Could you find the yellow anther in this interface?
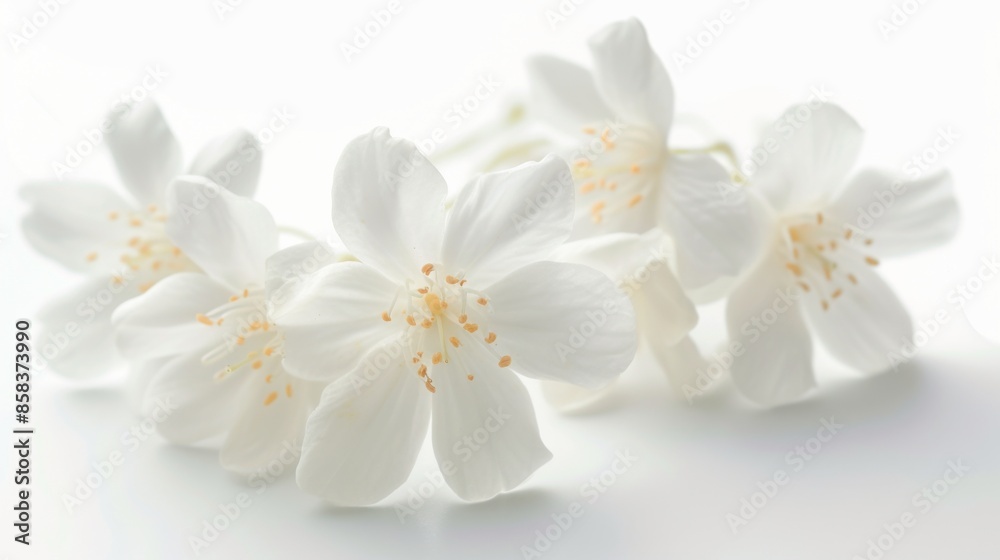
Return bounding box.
[580,182,596,194]
[449,337,461,348]
[196,313,214,326]
[129,218,143,227]
[582,127,596,135]
[406,316,417,326]
[252,360,262,370]
[242,288,249,298]
[422,263,435,275]
[463,323,479,333]
[821,300,830,311]
[484,332,496,344]
[108,211,119,220]
[627,194,643,208]
[432,352,442,365]
[424,293,444,315]
[831,289,843,300]
[467,374,475,381]
[477,297,488,306]
[285,384,293,397]
[263,347,274,356]
[798,282,811,292]
[458,314,467,324]
[236,336,245,345]
[417,287,429,294]
[847,273,858,285]
[425,379,436,393]
[418,364,427,378]
[816,212,824,225]
[446,275,460,284]
[865,256,880,266]
[785,263,804,276]
[264,392,278,406]
[265,375,272,383]
[86,252,98,262]
[630,164,641,174]
[498,355,512,368]
[421,319,433,329]
[382,311,392,322]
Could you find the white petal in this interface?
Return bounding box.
[647,335,706,394]
[485,261,637,389]
[144,349,245,444]
[186,129,262,198]
[105,100,182,205]
[525,55,612,132]
[37,275,131,378]
[431,335,552,502]
[220,373,322,474]
[165,176,278,290]
[296,345,431,505]
[112,273,232,362]
[749,103,863,212]
[441,155,574,285]
[588,18,674,136]
[827,170,959,257]
[269,262,399,382]
[803,257,913,374]
[264,241,341,309]
[20,182,135,272]
[556,231,697,345]
[540,379,617,413]
[726,254,816,406]
[658,154,766,289]
[332,128,447,282]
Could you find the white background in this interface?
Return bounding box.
[2,0,999,558]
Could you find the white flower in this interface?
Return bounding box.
[22,101,262,378]
[727,104,959,406]
[111,177,324,473]
[545,231,704,410]
[525,18,762,289]
[270,128,637,504]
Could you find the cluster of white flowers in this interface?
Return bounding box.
[22,18,958,505]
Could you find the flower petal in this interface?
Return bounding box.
[332,128,447,282]
[802,256,913,374]
[165,176,278,290]
[264,241,340,309]
[556,232,697,345]
[485,261,637,389]
[112,272,232,362]
[105,100,182,205]
[186,129,262,198]
[827,169,959,257]
[36,274,132,378]
[220,373,322,474]
[441,155,574,285]
[526,55,612,132]
[269,262,399,382]
[749,103,863,212]
[647,335,706,395]
[296,344,431,505]
[658,154,766,289]
[539,379,616,413]
[20,181,135,272]
[726,254,816,406]
[431,335,552,502]
[144,349,245,444]
[588,18,674,136]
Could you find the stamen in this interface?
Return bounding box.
[458,314,467,324]
[86,252,98,262]
[264,391,278,406]
[627,194,643,208]
[786,263,804,276]
[382,312,392,322]
[449,337,461,348]
[432,352,442,364]
[865,257,880,266]
[463,323,479,333]
[285,384,293,397]
[196,313,214,326]
[498,355,512,368]
[484,332,496,344]
[422,263,435,276]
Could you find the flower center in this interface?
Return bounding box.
[192,288,292,407]
[90,205,195,292]
[571,123,666,224]
[780,212,880,311]
[381,263,511,393]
